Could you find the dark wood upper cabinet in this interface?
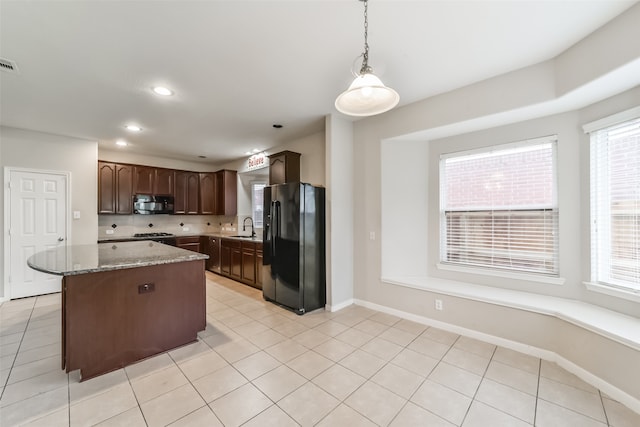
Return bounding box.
[98,161,132,214]
[154,168,174,196]
[133,166,154,194]
[174,171,200,215]
[199,173,216,215]
[269,150,300,185]
[214,170,237,216]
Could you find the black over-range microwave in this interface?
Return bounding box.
[133,195,174,214]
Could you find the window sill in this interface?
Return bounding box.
[436,262,565,285]
[584,281,640,303]
[382,275,640,351]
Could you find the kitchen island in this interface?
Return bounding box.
[27,241,208,381]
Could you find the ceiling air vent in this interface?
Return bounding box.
[0,58,19,73]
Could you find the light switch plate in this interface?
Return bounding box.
[73,210,81,219]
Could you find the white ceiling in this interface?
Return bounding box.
[0,0,636,164]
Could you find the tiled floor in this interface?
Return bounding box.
[1,272,639,426]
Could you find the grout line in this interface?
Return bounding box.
[533,357,541,426]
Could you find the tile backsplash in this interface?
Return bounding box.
[98,214,242,238]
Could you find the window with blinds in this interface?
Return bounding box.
[590,117,640,292]
[252,182,266,228]
[440,137,558,276]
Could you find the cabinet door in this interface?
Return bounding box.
[186,173,200,214]
[174,171,187,214]
[178,242,200,253]
[154,168,174,196]
[199,173,215,214]
[98,162,116,214]
[220,241,231,275]
[256,245,263,289]
[268,151,300,185]
[115,164,133,214]
[214,170,237,216]
[134,166,154,194]
[241,242,256,285]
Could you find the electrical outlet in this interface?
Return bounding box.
[369,231,375,240]
[435,299,443,311]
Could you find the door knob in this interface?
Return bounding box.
[58,237,64,242]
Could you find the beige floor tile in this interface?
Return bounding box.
[493,346,540,375]
[463,400,532,427]
[209,383,272,427]
[602,397,640,427]
[20,407,69,427]
[313,337,357,362]
[335,328,375,347]
[369,312,402,327]
[474,378,536,424]
[257,313,291,328]
[69,368,129,404]
[453,336,496,358]
[124,352,174,381]
[291,328,331,348]
[6,355,59,385]
[214,337,260,363]
[242,404,298,427]
[485,360,539,396]
[140,384,206,427]
[13,342,59,366]
[272,320,309,338]
[390,402,456,427]
[313,363,366,400]
[378,326,421,347]
[332,312,369,328]
[317,403,378,427]
[394,319,428,335]
[0,331,23,346]
[177,350,228,382]
[407,335,451,359]
[232,319,271,337]
[278,382,340,426]
[442,347,491,376]
[95,406,147,426]
[168,406,223,427]
[536,398,607,427]
[232,350,281,380]
[345,381,406,426]
[422,327,460,346]
[360,336,404,361]
[167,340,212,363]
[313,319,351,337]
[0,386,68,426]
[252,364,307,401]
[538,377,606,422]
[540,360,598,393]
[353,319,390,336]
[410,379,472,425]
[265,338,308,362]
[70,382,138,426]
[131,365,188,403]
[339,349,387,379]
[391,348,439,377]
[0,369,68,407]
[245,328,288,349]
[287,350,334,379]
[371,363,425,399]
[192,365,248,403]
[429,361,483,397]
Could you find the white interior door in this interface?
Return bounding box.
[8,170,67,299]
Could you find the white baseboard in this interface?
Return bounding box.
[353,298,640,415]
[326,298,354,312]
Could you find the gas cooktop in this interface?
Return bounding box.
[133,232,175,238]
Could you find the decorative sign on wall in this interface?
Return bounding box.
[247,152,268,171]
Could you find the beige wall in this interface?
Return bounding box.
[1,126,98,300]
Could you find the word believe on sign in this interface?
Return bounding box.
[247,152,267,171]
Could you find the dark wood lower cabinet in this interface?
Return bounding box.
[219,238,262,289]
[62,260,205,381]
[176,236,201,253]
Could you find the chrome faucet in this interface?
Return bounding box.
[243,217,256,238]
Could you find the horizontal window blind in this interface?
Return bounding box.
[590,117,640,291]
[440,138,558,276]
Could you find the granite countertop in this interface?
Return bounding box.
[98,233,261,243]
[27,241,208,276]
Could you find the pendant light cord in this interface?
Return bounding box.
[360,0,371,75]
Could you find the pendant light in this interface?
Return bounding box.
[335,0,399,117]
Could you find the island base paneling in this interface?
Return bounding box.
[62,260,205,381]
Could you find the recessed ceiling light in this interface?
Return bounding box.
[272,124,283,129]
[125,124,142,132]
[198,155,207,159]
[152,86,173,96]
[116,140,128,146]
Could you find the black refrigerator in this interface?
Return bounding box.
[262,182,326,314]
